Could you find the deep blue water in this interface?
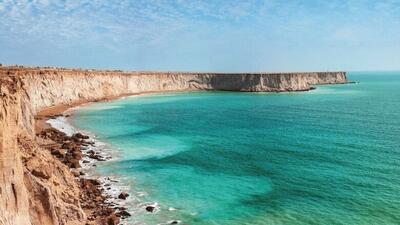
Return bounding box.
[72,72,400,225]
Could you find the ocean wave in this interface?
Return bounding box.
[47,117,76,136]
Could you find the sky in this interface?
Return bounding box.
[0,0,399,72]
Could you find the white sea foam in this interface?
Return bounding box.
[47,117,76,136]
[45,117,132,209]
[46,116,158,224]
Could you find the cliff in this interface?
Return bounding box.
[0,67,347,225]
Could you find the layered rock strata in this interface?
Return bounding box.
[0,67,347,225]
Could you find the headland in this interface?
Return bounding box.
[0,66,347,225]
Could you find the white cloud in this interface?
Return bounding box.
[0,0,399,71]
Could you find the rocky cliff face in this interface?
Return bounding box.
[12,69,346,114]
[0,67,347,225]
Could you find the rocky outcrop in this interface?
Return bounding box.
[0,67,347,225]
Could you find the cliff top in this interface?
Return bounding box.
[0,65,345,76]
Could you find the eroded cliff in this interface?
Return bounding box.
[0,67,347,225]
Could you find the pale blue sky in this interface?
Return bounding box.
[0,0,399,72]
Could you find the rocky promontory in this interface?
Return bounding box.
[0,66,347,225]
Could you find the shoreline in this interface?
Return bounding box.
[32,83,354,225]
[0,67,348,225]
[48,115,138,222]
[35,87,320,130]
[35,94,137,225]
[35,87,321,123]
[34,87,328,225]
[35,91,179,225]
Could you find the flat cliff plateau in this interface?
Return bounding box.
[0,67,347,225]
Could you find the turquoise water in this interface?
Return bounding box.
[72,72,400,225]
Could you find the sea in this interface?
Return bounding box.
[68,72,400,225]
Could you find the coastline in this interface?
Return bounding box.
[34,87,328,225]
[35,92,173,225]
[0,67,347,225]
[35,94,140,225]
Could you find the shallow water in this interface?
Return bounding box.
[71,72,400,225]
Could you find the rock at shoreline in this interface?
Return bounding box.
[118,192,129,200]
[73,132,90,139]
[88,152,105,161]
[68,159,81,168]
[107,215,120,225]
[145,205,156,213]
[71,170,80,177]
[72,150,83,160]
[116,210,131,218]
[61,141,76,150]
[51,148,66,158]
[34,126,123,225]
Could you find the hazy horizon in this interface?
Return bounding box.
[0,1,399,72]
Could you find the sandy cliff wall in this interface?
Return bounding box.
[0,73,85,225]
[12,69,346,115]
[0,68,347,225]
[0,76,32,225]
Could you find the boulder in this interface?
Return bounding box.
[106,215,120,225]
[87,179,101,186]
[51,148,66,158]
[145,205,155,213]
[88,154,104,161]
[73,132,90,139]
[62,142,75,150]
[68,159,80,168]
[116,210,131,218]
[118,192,129,200]
[72,151,83,160]
[87,150,95,155]
[71,170,80,177]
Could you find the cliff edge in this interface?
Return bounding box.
[0,67,347,225]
